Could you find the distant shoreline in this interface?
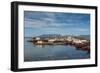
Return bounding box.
[28,40,90,52]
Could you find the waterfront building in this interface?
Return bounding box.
[37,40,43,44]
[36,37,40,40]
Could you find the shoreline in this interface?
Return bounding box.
[28,40,90,52]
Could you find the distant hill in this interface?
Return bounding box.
[36,34,62,38]
[77,35,90,40]
[31,34,90,40]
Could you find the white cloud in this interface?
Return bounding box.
[75,28,90,32]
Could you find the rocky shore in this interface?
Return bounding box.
[27,34,90,53]
[28,40,90,52]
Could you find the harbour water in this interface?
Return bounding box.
[24,37,90,62]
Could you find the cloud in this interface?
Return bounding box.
[24,11,90,37]
[24,11,90,29]
[75,28,90,32]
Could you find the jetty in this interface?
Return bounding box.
[28,36,90,51]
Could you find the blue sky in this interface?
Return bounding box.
[24,11,90,37]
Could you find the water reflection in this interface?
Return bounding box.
[34,44,44,48]
[33,43,90,53]
[24,38,90,62]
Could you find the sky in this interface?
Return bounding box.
[24,11,90,37]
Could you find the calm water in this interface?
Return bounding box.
[24,37,90,62]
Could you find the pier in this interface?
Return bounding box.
[28,36,90,52]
